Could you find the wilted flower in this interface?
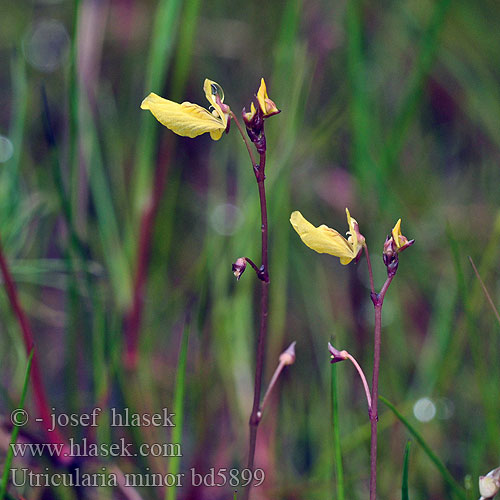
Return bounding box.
[232,257,247,280]
[328,342,348,363]
[141,79,229,140]
[480,467,500,499]
[290,209,364,265]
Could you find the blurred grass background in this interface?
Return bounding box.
[1,0,500,499]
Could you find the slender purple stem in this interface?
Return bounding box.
[231,112,270,500]
[369,273,394,500]
[247,151,270,473]
[364,245,376,296]
[230,111,257,168]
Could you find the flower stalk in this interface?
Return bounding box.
[259,342,296,418]
[290,210,412,499]
[141,78,281,500]
[365,222,412,500]
[231,80,280,498]
[367,267,394,500]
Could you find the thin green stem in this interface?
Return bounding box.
[468,256,500,327]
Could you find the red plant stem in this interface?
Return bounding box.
[242,257,261,278]
[229,111,257,168]
[0,236,70,461]
[369,274,393,500]
[230,112,270,500]
[124,139,172,371]
[364,245,375,296]
[243,151,270,500]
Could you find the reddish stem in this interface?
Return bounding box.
[124,138,172,371]
[0,236,70,463]
[243,153,270,500]
[364,245,376,296]
[231,113,270,500]
[369,274,394,500]
[344,352,372,412]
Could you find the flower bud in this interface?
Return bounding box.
[232,258,247,280]
[279,341,296,365]
[383,219,414,277]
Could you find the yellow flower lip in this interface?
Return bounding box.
[256,78,280,117]
[243,102,257,123]
[140,78,229,140]
[391,218,413,251]
[290,208,364,265]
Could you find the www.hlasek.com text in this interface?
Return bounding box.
[10,438,181,458]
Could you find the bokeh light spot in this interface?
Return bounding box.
[210,203,243,235]
[0,136,14,163]
[23,19,70,72]
[413,397,436,422]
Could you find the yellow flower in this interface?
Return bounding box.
[391,219,409,250]
[141,79,229,140]
[256,78,280,117]
[242,102,257,123]
[290,209,364,265]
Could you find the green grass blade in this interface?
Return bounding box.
[170,0,202,102]
[165,311,191,500]
[380,0,452,177]
[1,49,27,220]
[346,0,376,188]
[0,349,34,500]
[331,363,345,500]
[380,396,467,500]
[133,0,184,218]
[402,440,411,500]
[80,96,132,309]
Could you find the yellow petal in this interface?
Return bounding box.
[392,218,402,248]
[243,102,257,122]
[256,78,268,113]
[203,79,228,129]
[256,78,280,116]
[141,93,226,140]
[346,208,358,247]
[290,211,356,264]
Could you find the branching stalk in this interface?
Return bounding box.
[232,113,270,500]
